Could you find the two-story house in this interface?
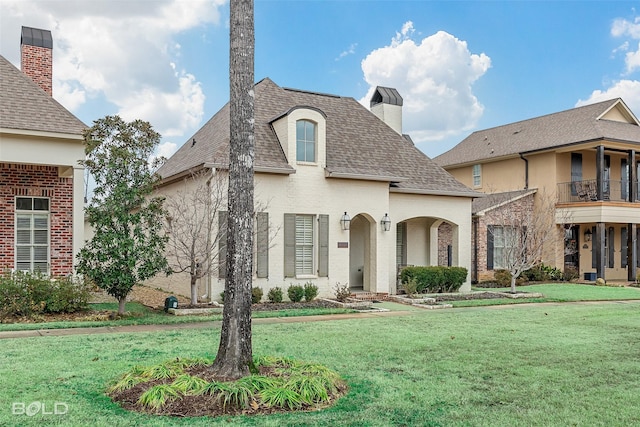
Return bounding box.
[435,99,640,283]
[152,78,480,300]
[0,27,86,276]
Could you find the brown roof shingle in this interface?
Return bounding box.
[434,99,640,168]
[159,78,478,197]
[0,55,86,136]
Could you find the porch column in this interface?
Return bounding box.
[596,145,605,201]
[595,222,606,280]
[630,150,637,203]
[629,223,638,281]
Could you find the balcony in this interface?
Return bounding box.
[557,179,640,204]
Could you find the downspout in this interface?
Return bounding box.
[519,153,529,190]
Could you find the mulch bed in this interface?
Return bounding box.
[110,363,347,418]
[433,292,507,302]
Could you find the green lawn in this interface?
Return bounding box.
[1,301,639,426]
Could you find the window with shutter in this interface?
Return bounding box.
[571,153,582,196]
[622,226,628,268]
[15,197,49,273]
[283,213,329,277]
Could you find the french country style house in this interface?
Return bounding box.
[0,27,86,275]
[435,99,640,283]
[152,78,480,300]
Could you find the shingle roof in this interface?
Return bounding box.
[472,189,536,215]
[0,55,86,136]
[434,99,640,168]
[159,78,478,197]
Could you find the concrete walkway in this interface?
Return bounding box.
[0,309,411,340]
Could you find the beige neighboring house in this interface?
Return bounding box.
[152,78,479,300]
[0,27,86,275]
[435,99,640,283]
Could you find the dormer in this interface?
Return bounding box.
[270,106,327,168]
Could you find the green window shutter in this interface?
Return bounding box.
[256,212,269,278]
[284,214,295,277]
[218,211,227,278]
[318,214,329,277]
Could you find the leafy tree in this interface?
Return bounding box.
[77,116,169,315]
[210,0,255,380]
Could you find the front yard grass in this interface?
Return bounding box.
[1,301,639,426]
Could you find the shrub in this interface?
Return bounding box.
[399,266,468,293]
[303,282,318,302]
[287,285,304,303]
[494,269,512,287]
[523,263,563,282]
[267,287,283,303]
[0,271,90,319]
[401,278,419,298]
[251,287,263,304]
[563,266,579,282]
[333,282,351,302]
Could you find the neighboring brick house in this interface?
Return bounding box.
[436,99,640,282]
[150,78,480,300]
[470,189,536,282]
[0,27,86,275]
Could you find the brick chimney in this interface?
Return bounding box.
[20,26,53,96]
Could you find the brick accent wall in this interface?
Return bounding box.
[20,44,52,96]
[438,222,453,266]
[0,163,74,275]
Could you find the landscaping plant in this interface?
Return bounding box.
[303,282,318,302]
[287,285,305,303]
[267,287,283,303]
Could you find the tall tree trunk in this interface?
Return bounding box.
[211,0,255,380]
[510,275,516,294]
[118,296,126,315]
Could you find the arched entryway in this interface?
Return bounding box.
[349,214,376,292]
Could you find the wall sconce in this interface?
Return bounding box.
[340,212,351,231]
[584,229,592,242]
[381,213,391,232]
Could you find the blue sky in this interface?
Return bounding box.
[1,0,639,159]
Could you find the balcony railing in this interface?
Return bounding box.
[557,180,640,204]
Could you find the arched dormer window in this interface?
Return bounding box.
[296,120,316,162]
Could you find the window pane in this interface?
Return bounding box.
[295,215,314,275]
[296,139,306,161]
[16,262,31,271]
[34,198,49,211]
[33,263,48,273]
[33,230,48,245]
[16,246,31,261]
[306,142,315,162]
[16,230,31,245]
[16,198,32,210]
[16,216,31,229]
[33,246,48,261]
[33,215,48,229]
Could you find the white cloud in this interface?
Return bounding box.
[580,15,640,114]
[576,80,640,115]
[156,141,178,159]
[0,0,226,138]
[359,22,491,145]
[336,43,357,61]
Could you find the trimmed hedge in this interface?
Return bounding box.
[399,266,468,293]
[0,271,91,319]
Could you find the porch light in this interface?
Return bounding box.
[584,229,592,242]
[381,213,391,232]
[340,212,351,231]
